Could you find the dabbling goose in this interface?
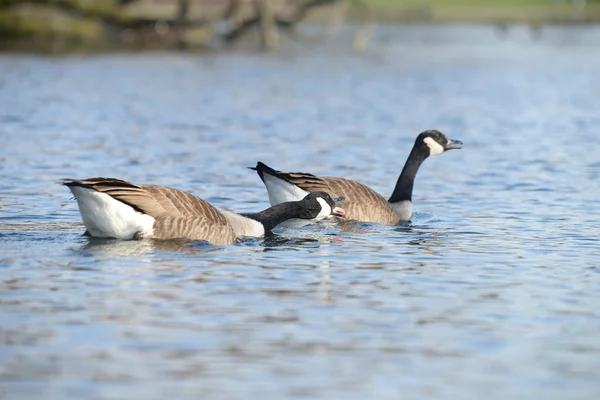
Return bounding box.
[62,178,345,245]
[251,130,462,226]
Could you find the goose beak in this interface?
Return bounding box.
[332,207,345,217]
[332,196,345,217]
[445,138,463,150]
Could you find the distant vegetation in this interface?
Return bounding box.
[1,0,599,52]
[365,0,600,23]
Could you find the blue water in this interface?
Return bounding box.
[1,24,600,399]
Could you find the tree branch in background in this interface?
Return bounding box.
[223,0,242,21]
[288,0,338,24]
[0,0,373,51]
[222,0,339,43]
[175,0,190,49]
[1,0,208,30]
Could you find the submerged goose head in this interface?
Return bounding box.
[416,130,463,156]
[240,191,346,232]
[298,192,346,221]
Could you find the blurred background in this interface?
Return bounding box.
[1,0,599,52]
[2,1,600,400]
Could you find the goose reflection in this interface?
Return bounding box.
[258,222,346,251]
[78,237,223,258]
[77,229,337,258]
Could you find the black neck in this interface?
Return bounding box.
[242,201,304,232]
[388,146,429,203]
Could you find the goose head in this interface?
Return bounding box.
[416,130,463,156]
[298,192,346,221]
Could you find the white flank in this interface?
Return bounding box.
[69,186,155,239]
[315,198,332,221]
[423,137,445,156]
[263,174,309,206]
[221,211,265,238]
[391,200,412,221]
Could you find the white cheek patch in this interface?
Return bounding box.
[315,197,332,220]
[423,136,445,156]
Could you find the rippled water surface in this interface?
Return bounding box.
[1,25,600,399]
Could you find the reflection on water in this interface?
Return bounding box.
[79,237,217,257]
[2,24,600,400]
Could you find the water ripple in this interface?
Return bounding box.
[1,24,600,400]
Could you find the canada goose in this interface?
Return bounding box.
[62,178,345,245]
[251,130,462,226]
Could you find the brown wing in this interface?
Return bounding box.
[151,215,237,244]
[317,177,400,225]
[275,172,331,193]
[62,177,224,219]
[137,184,228,222]
[252,162,332,193]
[62,177,236,242]
[251,163,400,225]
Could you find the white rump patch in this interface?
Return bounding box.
[423,137,445,156]
[315,198,332,221]
[263,174,309,206]
[391,200,412,221]
[69,186,154,239]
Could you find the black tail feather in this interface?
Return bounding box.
[60,179,89,188]
[249,161,288,184]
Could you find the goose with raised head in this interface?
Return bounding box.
[251,130,462,226]
[62,178,345,245]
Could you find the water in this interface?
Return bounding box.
[1,24,600,399]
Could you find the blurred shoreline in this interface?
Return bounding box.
[1,0,599,53]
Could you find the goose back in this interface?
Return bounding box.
[260,171,400,225]
[253,130,463,226]
[319,177,400,225]
[63,178,238,244]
